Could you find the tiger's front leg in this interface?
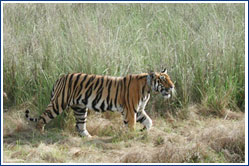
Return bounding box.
[123,109,136,131]
[136,94,152,131]
[136,111,153,131]
[128,114,136,131]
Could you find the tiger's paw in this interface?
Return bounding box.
[78,130,92,138]
[36,122,45,134]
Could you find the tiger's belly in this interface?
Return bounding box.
[85,98,123,113]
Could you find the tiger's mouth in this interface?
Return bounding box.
[161,88,174,99]
[162,91,171,99]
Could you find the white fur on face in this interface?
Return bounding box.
[163,94,171,100]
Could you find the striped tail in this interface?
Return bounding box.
[25,110,38,122]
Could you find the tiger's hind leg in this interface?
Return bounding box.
[71,106,91,137]
[37,102,64,133]
[26,101,64,134]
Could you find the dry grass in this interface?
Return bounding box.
[2,106,245,163]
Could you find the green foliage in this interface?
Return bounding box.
[154,135,165,146]
[3,4,245,121]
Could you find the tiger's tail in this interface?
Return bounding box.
[25,110,38,122]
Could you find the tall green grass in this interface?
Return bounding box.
[3,4,245,119]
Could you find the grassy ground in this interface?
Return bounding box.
[3,105,245,163]
[2,3,246,163]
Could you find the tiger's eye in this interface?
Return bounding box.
[160,76,165,81]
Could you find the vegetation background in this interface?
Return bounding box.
[3,3,246,163]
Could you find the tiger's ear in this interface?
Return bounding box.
[161,68,167,74]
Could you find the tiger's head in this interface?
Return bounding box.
[147,69,175,99]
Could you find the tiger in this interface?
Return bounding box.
[25,69,175,137]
